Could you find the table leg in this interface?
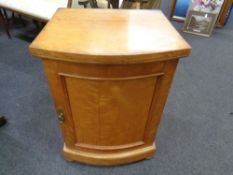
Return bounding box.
[0,9,11,38]
[0,116,7,127]
[110,0,119,8]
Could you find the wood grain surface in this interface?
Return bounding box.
[29,9,191,64]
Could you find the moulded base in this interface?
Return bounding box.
[63,143,156,166]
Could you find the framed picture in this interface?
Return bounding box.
[184,0,225,37]
[184,10,217,37]
[170,0,191,21]
[189,0,225,13]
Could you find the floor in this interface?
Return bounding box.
[0,1,233,175]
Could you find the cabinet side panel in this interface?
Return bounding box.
[144,59,179,143]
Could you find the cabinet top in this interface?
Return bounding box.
[29,9,191,64]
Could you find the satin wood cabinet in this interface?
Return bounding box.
[30,9,191,166]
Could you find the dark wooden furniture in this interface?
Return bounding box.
[0,8,10,38]
[0,116,7,127]
[0,0,73,22]
[0,0,73,37]
[121,0,160,9]
[30,9,191,166]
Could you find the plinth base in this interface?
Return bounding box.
[63,143,156,166]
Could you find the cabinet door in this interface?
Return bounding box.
[43,60,177,151]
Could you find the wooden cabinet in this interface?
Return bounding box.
[29,9,191,166]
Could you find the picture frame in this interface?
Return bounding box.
[170,0,190,21]
[183,10,217,37]
[184,0,225,37]
[217,0,233,26]
[188,0,225,13]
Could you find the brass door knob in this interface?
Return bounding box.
[57,109,65,123]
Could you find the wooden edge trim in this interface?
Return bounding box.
[75,141,144,151]
[58,72,164,81]
[29,47,192,64]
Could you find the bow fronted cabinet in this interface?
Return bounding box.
[29,9,191,166]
